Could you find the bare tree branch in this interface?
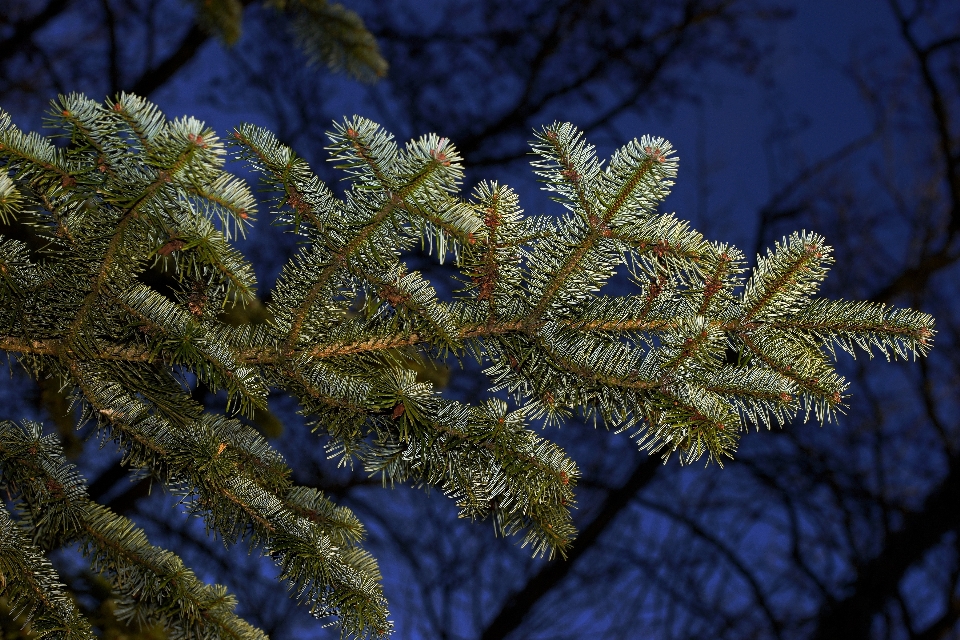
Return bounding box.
[480,456,661,640]
[812,455,960,639]
[0,0,72,64]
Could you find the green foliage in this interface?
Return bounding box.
[187,0,388,81]
[0,505,93,640]
[0,94,934,638]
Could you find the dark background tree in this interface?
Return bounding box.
[1,0,958,638]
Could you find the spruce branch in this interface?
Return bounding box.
[0,421,267,640]
[0,505,94,640]
[267,0,388,81]
[59,361,391,635]
[182,0,387,81]
[0,94,937,637]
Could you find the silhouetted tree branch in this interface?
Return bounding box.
[481,457,661,640]
[0,0,71,63]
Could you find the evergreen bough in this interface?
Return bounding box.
[0,93,934,638]
[189,0,387,81]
